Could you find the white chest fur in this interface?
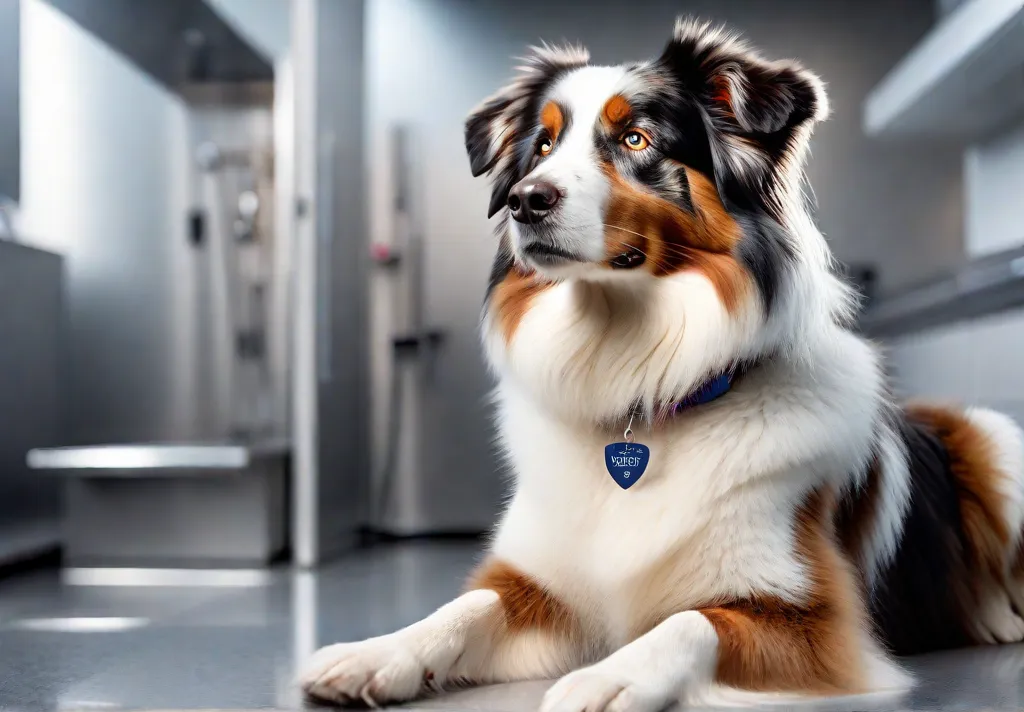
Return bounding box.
[491,379,826,644]
[484,277,888,646]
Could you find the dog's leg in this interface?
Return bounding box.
[540,610,717,712]
[301,562,582,707]
[299,590,495,706]
[540,601,907,712]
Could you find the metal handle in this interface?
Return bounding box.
[316,132,336,384]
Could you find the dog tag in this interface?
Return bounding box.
[604,442,650,490]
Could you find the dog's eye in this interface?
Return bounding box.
[622,131,649,151]
[538,138,553,156]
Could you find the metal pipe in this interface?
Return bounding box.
[0,195,16,242]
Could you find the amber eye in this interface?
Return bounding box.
[623,130,649,151]
[538,138,553,156]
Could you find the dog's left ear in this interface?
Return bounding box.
[660,18,828,136]
[465,44,589,218]
[658,18,828,210]
[710,56,826,136]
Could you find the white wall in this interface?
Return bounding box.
[887,308,1024,422]
[20,0,193,443]
[888,80,1024,408]
[965,122,1024,258]
[203,0,290,62]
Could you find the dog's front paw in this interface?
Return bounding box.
[300,636,428,707]
[540,666,671,712]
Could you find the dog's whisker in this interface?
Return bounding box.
[604,224,650,242]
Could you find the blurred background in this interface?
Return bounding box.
[1,0,1023,709]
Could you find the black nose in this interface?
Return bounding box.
[508,181,561,223]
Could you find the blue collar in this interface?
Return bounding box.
[623,366,743,430]
[667,370,734,416]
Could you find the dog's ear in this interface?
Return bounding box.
[465,43,589,218]
[657,18,828,211]
[710,58,825,136]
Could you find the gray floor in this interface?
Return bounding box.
[1,542,1023,711]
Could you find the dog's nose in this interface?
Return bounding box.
[508,181,561,223]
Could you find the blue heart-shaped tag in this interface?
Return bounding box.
[604,442,650,490]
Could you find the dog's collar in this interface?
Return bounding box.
[607,364,747,489]
[669,371,734,412]
[613,361,755,432]
[648,366,744,425]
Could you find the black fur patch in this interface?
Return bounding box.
[862,412,975,656]
[621,90,793,314]
[733,213,794,315]
[465,93,516,178]
[485,231,515,303]
[672,164,694,215]
[623,39,812,315]
[464,50,588,219]
[651,24,822,228]
[593,127,618,166]
[629,93,716,177]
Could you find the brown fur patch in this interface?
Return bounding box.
[712,74,735,118]
[490,265,551,344]
[905,404,1010,576]
[466,558,576,635]
[602,166,747,312]
[683,251,748,314]
[602,94,632,131]
[700,489,868,693]
[683,168,743,251]
[540,101,565,143]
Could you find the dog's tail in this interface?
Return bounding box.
[962,408,1024,625]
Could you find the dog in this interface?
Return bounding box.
[301,18,1024,711]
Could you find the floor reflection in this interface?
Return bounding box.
[1,542,1023,711]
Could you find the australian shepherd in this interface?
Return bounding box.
[302,18,1024,711]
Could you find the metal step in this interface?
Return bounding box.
[28,441,291,567]
[27,440,289,477]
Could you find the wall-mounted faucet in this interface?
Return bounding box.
[235,189,260,242]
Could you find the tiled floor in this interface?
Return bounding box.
[1,541,1024,711]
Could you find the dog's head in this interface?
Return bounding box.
[469,19,855,419]
[467,18,833,315]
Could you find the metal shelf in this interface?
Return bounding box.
[860,245,1024,337]
[864,0,1024,141]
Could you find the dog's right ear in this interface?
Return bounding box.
[465,44,589,218]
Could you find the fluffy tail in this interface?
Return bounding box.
[960,407,1024,642]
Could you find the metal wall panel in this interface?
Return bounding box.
[0,0,19,201]
[291,0,369,565]
[0,242,63,558]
